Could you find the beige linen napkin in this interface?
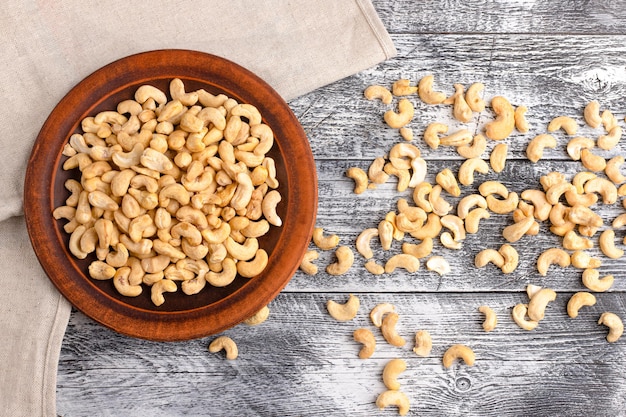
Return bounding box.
[0,0,395,415]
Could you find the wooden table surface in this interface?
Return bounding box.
[56,1,626,415]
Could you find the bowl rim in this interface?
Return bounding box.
[23,49,317,341]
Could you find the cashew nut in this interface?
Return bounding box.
[458,157,489,186]
[580,148,606,172]
[381,312,406,347]
[378,219,394,251]
[237,249,268,278]
[502,215,535,243]
[436,168,461,196]
[566,136,595,161]
[384,254,420,274]
[384,98,414,129]
[457,134,487,159]
[299,250,319,275]
[562,230,593,251]
[570,250,601,269]
[567,292,596,318]
[392,79,418,96]
[426,256,451,276]
[598,125,622,150]
[261,190,282,227]
[527,288,557,321]
[478,305,497,332]
[514,105,529,133]
[356,228,378,259]
[88,261,116,280]
[326,246,354,275]
[479,180,509,198]
[442,344,475,368]
[451,83,473,122]
[475,249,505,269]
[599,229,624,259]
[598,312,623,343]
[486,192,519,214]
[584,177,618,205]
[536,248,570,276]
[346,167,368,194]
[370,303,396,327]
[376,390,410,416]
[401,237,433,259]
[548,116,578,135]
[584,100,602,128]
[413,330,432,356]
[490,143,508,173]
[439,129,473,147]
[605,156,626,184]
[499,244,519,274]
[582,268,614,292]
[326,294,360,321]
[383,358,407,390]
[206,257,238,287]
[418,74,446,105]
[368,157,390,184]
[464,208,490,234]
[485,96,515,140]
[353,328,376,359]
[242,305,270,326]
[465,82,485,112]
[364,260,385,275]
[312,227,340,250]
[423,122,447,149]
[113,267,143,297]
[364,85,393,104]
[526,134,556,163]
[208,335,238,360]
[512,303,539,331]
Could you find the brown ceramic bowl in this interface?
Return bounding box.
[23,50,317,341]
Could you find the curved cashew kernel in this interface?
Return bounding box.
[312,227,340,250]
[381,312,406,347]
[499,244,519,274]
[299,250,319,275]
[385,254,420,274]
[368,157,390,184]
[378,219,394,251]
[545,182,577,206]
[536,248,571,276]
[486,192,519,214]
[602,109,618,131]
[389,142,421,170]
[326,294,360,321]
[567,292,596,318]
[370,303,396,327]
[464,208,490,234]
[527,288,557,321]
[356,228,379,259]
[512,303,539,331]
[584,100,602,128]
[384,98,414,129]
[423,122,447,149]
[475,249,505,269]
[526,134,556,163]
[243,305,270,326]
[418,74,446,105]
[563,230,593,251]
[567,204,603,228]
[465,82,485,112]
[582,268,614,292]
[237,249,268,278]
[457,134,487,159]
[599,229,624,259]
[580,148,606,172]
[364,85,393,104]
[598,125,622,150]
[458,157,489,186]
[224,237,259,261]
[490,143,508,173]
[262,190,282,227]
[412,330,432,357]
[412,182,433,212]
[113,267,143,297]
[605,156,626,184]
[353,328,376,359]
[106,243,129,268]
[206,257,238,287]
[346,167,368,194]
[441,215,465,241]
[409,213,442,241]
[429,185,452,217]
[376,390,410,416]
[439,129,473,147]
[442,344,475,368]
[365,260,385,275]
[440,232,462,250]
[401,238,433,260]
[384,163,410,192]
[520,189,552,221]
[426,256,451,276]
[539,171,567,192]
[326,246,354,275]
[150,278,177,306]
[479,180,508,198]
[135,85,167,105]
[383,358,407,391]
[485,96,515,140]
[435,168,460,196]
[479,305,497,332]
[514,105,529,133]
[613,213,626,229]
[451,84,473,122]
[566,136,595,161]
[209,335,238,360]
[584,177,618,204]
[399,127,413,141]
[457,194,487,219]
[88,261,116,280]
[408,157,427,188]
[392,79,418,96]
[548,116,578,135]
[598,312,624,343]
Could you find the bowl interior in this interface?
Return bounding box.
[25,50,317,340]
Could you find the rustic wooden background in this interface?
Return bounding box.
[56,1,626,415]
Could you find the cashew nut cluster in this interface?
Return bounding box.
[54,79,283,306]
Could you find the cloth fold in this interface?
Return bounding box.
[0,0,395,415]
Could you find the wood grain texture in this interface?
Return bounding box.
[57,1,626,416]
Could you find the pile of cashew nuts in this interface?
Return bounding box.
[53,79,283,306]
[308,75,626,414]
